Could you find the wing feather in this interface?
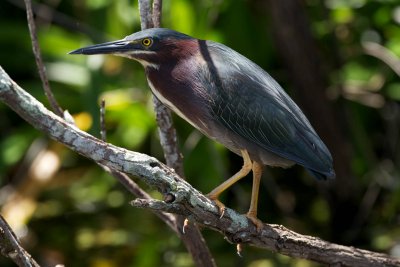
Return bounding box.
[204,41,334,178]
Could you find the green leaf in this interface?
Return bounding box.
[386,83,400,100]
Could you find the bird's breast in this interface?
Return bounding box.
[145,63,214,135]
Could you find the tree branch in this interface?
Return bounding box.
[0,215,40,267]
[1,66,399,267]
[138,0,184,177]
[362,41,400,78]
[8,0,107,42]
[137,1,215,267]
[24,0,63,117]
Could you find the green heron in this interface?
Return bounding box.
[70,28,335,229]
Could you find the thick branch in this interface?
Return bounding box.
[100,165,177,230]
[1,67,399,266]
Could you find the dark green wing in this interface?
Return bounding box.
[206,41,334,178]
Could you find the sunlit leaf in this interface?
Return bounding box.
[331,7,354,24]
[85,0,112,9]
[170,0,195,34]
[341,61,375,82]
[310,198,330,223]
[386,83,400,100]
[47,62,90,87]
[39,27,87,59]
[0,132,32,165]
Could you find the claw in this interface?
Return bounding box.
[236,243,243,257]
[207,196,226,218]
[182,218,189,234]
[246,212,264,232]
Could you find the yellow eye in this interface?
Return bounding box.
[142,38,153,47]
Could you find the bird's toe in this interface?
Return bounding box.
[207,195,226,218]
[246,212,264,232]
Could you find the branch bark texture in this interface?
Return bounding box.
[0,215,40,267]
[1,66,399,267]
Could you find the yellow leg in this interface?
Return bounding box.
[246,161,264,231]
[207,149,252,216]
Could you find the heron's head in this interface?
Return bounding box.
[69,28,198,69]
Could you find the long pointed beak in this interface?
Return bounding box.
[69,39,134,55]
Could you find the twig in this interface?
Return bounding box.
[139,1,184,176]
[0,215,40,267]
[1,66,399,267]
[362,41,400,78]
[152,100,185,176]
[152,0,183,174]
[138,0,153,29]
[140,0,184,177]
[8,0,107,42]
[99,99,107,142]
[148,0,185,175]
[152,0,162,28]
[24,0,63,117]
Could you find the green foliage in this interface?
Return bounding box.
[1,0,399,266]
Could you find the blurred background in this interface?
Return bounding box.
[0,0,399,266]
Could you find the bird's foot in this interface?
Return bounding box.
[206,195,226,218]
[246,212,264,232]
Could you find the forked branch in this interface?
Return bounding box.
[1,67,399,267]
